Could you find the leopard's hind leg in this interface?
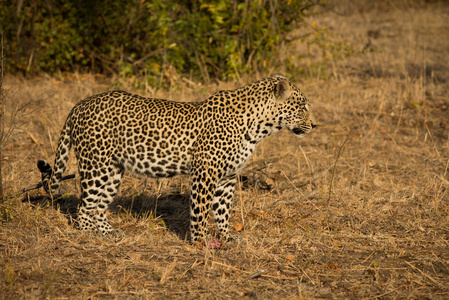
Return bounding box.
[77,159,124,237]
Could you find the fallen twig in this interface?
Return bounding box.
[271,191,317,206]
[211,261,297,281]
[323,137,349,228]
[404,261,444,288]
[22,174,76,193]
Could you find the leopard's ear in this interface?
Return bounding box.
[272,73,287,80]
[273,80,291,103]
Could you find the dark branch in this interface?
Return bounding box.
[22,174,76,193]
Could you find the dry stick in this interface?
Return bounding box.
[0,32,4,203]
[22,174,76,193]
[363,285,406,300]
[211,261,297,281]
[323,138,349,229]
[404,261,444,288]
[160,257,178,285]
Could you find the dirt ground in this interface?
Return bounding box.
[1,1,449,299]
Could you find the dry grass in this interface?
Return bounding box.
[1,1,449,299]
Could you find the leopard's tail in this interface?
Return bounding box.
[37,114,73,195]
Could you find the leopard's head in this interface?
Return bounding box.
[269,73,317,138]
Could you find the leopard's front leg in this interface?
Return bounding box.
[189,169,217,243]
[211,175,238,242]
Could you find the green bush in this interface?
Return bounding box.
[1,0,320,82]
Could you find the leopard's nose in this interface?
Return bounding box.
[311,123,318,129]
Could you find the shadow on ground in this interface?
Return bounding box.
[22,192,191,240]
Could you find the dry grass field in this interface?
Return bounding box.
[1,1,449,299]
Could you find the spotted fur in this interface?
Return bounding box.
[38,74,316,242]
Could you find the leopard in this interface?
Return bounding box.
[37,73,316,243]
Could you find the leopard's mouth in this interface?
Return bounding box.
[290,123,317,137]
[292,127,306,135]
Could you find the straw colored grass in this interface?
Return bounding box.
[1,1,449,298]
